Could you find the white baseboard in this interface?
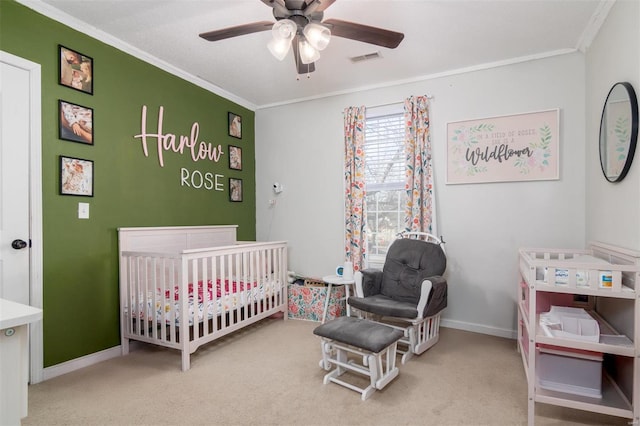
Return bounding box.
[441,318,517,340]
[43,345,122,381]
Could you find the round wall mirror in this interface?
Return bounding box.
[599,82,639,182]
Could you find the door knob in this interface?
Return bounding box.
[11,239,28,249]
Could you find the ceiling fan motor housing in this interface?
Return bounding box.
[272,5,323,31]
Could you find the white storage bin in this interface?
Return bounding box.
[539,306,600,343]
[537,346,602,398]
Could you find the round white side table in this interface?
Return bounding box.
[321,274,355,323]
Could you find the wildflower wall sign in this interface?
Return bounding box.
[446,109,559,184]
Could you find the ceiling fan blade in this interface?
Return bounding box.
[307,0,336,12]
[260,0,286,6]
[323,18,404,49]
[199,21,274,42]
[292,35,316,74]
[304,0,336,13]
[296,60,316,74]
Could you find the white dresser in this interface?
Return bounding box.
[0,298,42,426]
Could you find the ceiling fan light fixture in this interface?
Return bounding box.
[272,19,297,41]
[303,23,331,51]
[268,19,296,61]
[298,38,320,64]
[267,37,292,61]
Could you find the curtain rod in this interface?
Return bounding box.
[342,95,434,115]
[367,94,434,109]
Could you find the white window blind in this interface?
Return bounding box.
[364,110,405,263]
[364,113,405,191]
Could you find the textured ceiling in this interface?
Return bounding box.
[26,0,608,109]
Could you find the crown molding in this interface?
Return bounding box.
[575,0,616,53]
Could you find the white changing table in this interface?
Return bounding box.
[0,298,42,426]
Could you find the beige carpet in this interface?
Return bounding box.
[24,318,628,426]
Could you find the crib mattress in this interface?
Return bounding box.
[128,278,279,326]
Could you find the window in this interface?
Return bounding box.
[364,107,405,266]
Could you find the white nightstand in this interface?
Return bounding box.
[321,274,355,323]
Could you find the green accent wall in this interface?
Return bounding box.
[1,1,256,366]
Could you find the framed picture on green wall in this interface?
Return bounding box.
[229,178,242,202]
[59,45,93,95]
[60,156,94,197]
[229,145,242,170]
[59,100,93,145]
[228,112,242,139]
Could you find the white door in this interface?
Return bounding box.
[1,60,31,304]
[0,51,43,383]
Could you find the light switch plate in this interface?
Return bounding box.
[78,202,89,219]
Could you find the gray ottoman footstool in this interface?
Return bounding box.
[313,316,403,400]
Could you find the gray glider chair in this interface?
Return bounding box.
[348,232,447,364]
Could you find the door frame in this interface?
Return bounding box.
[1,51,44,384]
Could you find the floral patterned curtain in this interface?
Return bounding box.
[404,95,435,233]
[343,106,367,271]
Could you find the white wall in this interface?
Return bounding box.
[256,52,587,337]
[585,0,640,250]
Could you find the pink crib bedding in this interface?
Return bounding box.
[129,277,277,326]
[165,279,257,302]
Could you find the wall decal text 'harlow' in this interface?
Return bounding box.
[134,105,224,167]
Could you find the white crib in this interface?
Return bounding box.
[118,225,288,371]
